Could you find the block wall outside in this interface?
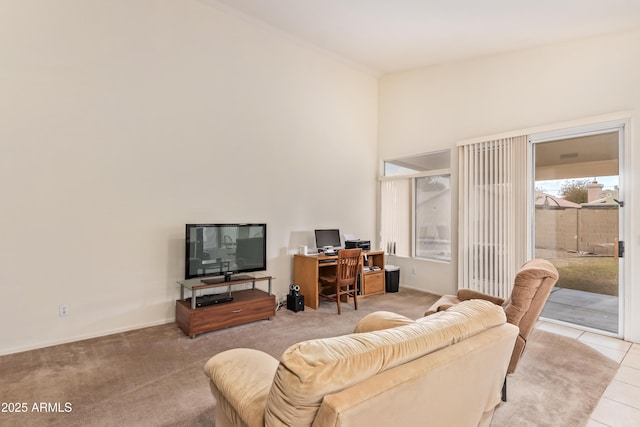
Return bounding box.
[534,206,618,255]
[535,208,579,252]
[578,207,619,255]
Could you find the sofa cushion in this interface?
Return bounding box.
[353,310,415,333]
[264,299,506,426]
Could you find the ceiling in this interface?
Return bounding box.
[535,132,620,181]
[536,133,619,169]
[202,0,640,75]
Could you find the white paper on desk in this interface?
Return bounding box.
[344,233,357,241]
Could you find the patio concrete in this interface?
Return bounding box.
[541,287,619,334]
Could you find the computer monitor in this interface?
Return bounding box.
[315,229,341,249]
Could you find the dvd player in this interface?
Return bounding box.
[187,294,234,307]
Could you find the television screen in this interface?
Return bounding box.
[315,229,341,249]
[185,223,267,280]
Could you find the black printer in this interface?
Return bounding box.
[345,240,371,251]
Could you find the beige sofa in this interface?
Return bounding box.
[204,300,518,427]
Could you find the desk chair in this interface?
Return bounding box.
[318,248,362,314]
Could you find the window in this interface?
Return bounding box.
[381,150,451,262]
[415,175,451,261]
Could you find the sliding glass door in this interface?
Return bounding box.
[531,124,624,335]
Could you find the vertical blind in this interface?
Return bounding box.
[458,135,529,298]
[380,180,399,255]
[380,179,410,256]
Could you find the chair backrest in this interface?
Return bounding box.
[336,248,362,286]
[504,258,559,373]
[504,259,559,338]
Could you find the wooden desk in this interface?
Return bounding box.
[293,250,385,309]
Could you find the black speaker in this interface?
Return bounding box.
[287,294,304,312]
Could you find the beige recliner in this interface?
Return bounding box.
[425,259,559,377]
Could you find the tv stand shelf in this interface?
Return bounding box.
[175,274,275,338]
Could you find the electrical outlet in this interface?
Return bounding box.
[412,266,417,275]
[59,304,69,317]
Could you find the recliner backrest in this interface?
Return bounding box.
[503,259,559,343]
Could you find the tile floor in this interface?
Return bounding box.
[534,321,640,426]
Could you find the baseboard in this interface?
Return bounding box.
[397,284,440,296]
[0,317,176,356]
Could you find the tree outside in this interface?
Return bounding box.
[559,179,589,204]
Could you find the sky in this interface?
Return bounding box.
[535,175,619,197]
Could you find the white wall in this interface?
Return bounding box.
[378,30,640,342]
[0,0,378,354]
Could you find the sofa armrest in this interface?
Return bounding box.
[354,311,415,333]
[457,289,505,306]
[204,348,279,427]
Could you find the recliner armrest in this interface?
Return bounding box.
[204,348,279,427]
[457,289,505,306]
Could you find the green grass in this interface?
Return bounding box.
[547,257,619,296]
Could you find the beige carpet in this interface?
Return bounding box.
[0,288,618,427]
[492,328,618,427]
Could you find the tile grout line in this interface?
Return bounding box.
[599,394,640,413]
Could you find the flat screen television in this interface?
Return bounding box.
[185,223,267,281]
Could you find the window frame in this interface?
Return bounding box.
[381,150,451,262]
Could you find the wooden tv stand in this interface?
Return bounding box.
[175,274,275,338]
[293,250,385,309]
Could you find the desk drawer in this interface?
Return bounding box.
[363,271,385,295]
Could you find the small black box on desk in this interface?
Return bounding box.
[287,294,304,312]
